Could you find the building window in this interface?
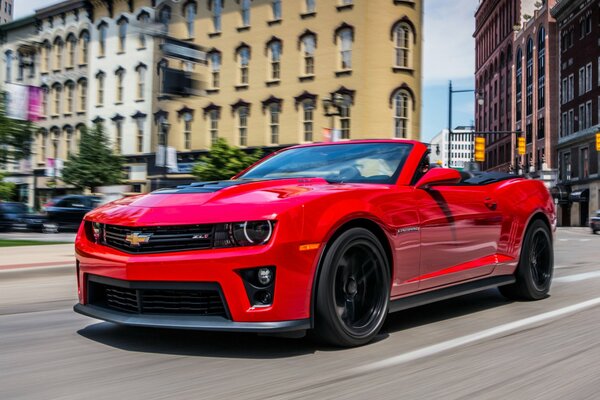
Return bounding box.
[96,72,105,106]
[579,67,585,96]
[159,6,171,33]
[40,131,48,163]
[78,80,87,112]
[585,100,592,129]
[580,147,589,179]
[182,112,192,150]
[4,50,12,82]
[67,34,76,68]
[339,95,352,139]
[272,0,282,20]
[525,38,533,116]
[115,69,125,103]
[137,12,149,48]
[135,117,144,153]
[538,27,545,109]
[537,117,545,139]
[268,40,282,81]
[114,120,123,154]
[209,110,219,144]
[393,90,410,138]
[65,128,74,156]
[301,34,316,75]
[394,23,411,68]
[302,100,314,142]
[41,86,49,116]
[585,63,592,93]
[213,0,222,32]
[79,31,89,65]
[563,152,571,180]
[54,38,63,70]
[42,42,50,73]
[98,22,107,57]
[238,107,248,146]
[53,85,61,115]
[66,82,75,114]
[136,65,146,99]
[338,28,353,70]
[515,47,522,121]
[237,46,250,85]
[209,51,221,89]
[306,0,316,13]
[15,52,22,80]
[268,104,280,144]
[185,1,196,38]
[118,18,128,52]
[241,0,250,27]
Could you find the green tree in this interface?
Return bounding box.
[0,92,34,165]
[0,172,15,200]
[62,124,125,192]
[192,138,262,181]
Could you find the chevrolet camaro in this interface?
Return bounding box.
[74,140,555,347]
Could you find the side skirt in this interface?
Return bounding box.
[389,275,515,314]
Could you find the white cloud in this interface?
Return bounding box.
[423,0,478,84]
[13,0,60,20]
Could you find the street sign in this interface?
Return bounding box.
[474,137,485,162]
[518,137,526,155]
[596,132,600,151]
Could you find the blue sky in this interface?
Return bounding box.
[16,0,478,143]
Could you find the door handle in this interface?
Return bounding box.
[484,197,497,210]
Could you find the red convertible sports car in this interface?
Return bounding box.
[74,140,555,347]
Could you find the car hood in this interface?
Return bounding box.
[85,178,390,226]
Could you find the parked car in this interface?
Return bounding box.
[591,210,600,234]
[0,202,28,231]
[74,140,556,347]
[43,195,103,232]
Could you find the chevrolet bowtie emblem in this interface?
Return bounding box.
[125,232,153,246]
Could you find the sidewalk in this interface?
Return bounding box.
[0,244,75,271]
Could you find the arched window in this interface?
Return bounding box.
[212,0,223,32]
[339,95,352,139]
[137,11,150,48]
[115,68,125,103]
[117,17,128,52]
[4,50,12,82]
[39,130,48,163]
[237,106,249,146]
[65,81,75,114]
[136,64,146,100]
[393,90,411,138]
[538,26,546,109]
[209,109,219,144]
[41,85,49,116]
[237,45,250,85]
[65,126,74,156]
[79,31,89,65]
[268,103,280,144]
[96,71,105,106]
[159,6,171,33]
[394,23,412,68]
[182,111,193,150]
[526,37,533,116]
[98,22,108,56]
[52,84,62,115]
[241,0,251,27]
[41,41,51,72]
[302,100,315,142]
[113,117,123,153]
[209,51,221,89]
[184,2,196,38]
[301,33,316,75]
[337,27,353,70]
[66,34,77,67]
[53,37,63,70]
[268,39,282,81]
[78,79,87,112]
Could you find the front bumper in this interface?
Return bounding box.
[73,303,310,332]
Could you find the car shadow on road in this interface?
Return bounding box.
[77,288,512,359]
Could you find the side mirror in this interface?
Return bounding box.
[415,168,461,189]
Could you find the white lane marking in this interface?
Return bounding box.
[354,297,600,374]
[554,271,600,283]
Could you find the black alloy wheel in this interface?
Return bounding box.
[315,227,390,347]
[500,219,553,301]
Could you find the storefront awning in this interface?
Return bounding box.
[568,189,589,203]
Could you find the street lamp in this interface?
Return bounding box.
[447,81,480,167]
[322,93,347,140]
[160,120,170,183]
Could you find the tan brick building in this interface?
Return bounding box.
[152,0,422,185]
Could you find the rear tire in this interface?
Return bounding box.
[500,219,553,301]
[314,227,390,347]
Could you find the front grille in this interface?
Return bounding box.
[87,276,228,317]
[103,224,214,253]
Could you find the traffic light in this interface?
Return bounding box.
[518,137,526,155]
[474,137,485,162]
[596,131,600,152]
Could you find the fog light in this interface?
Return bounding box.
[254,290,272,305]
[257,267,272,286]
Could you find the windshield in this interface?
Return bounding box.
[239,142,412,184]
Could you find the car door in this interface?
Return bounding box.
[417,184,503,290]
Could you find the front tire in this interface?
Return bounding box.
[314,228,390,347]
[500,219,553,300]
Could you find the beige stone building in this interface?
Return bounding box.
[153,0,423,185]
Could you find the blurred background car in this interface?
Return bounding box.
[591,210,600,234]
[42,195,104,232]
[0,202,47,232]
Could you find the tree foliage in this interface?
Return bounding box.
[0,172,15,201]
[62,124,125,192]
[192,138,262,181]
[0,92,34,165]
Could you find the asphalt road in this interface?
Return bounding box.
[1,228,600,400]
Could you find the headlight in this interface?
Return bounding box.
[91,222,102,242]
[231,220,274,246]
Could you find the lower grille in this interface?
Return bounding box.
[87,276,228,317]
